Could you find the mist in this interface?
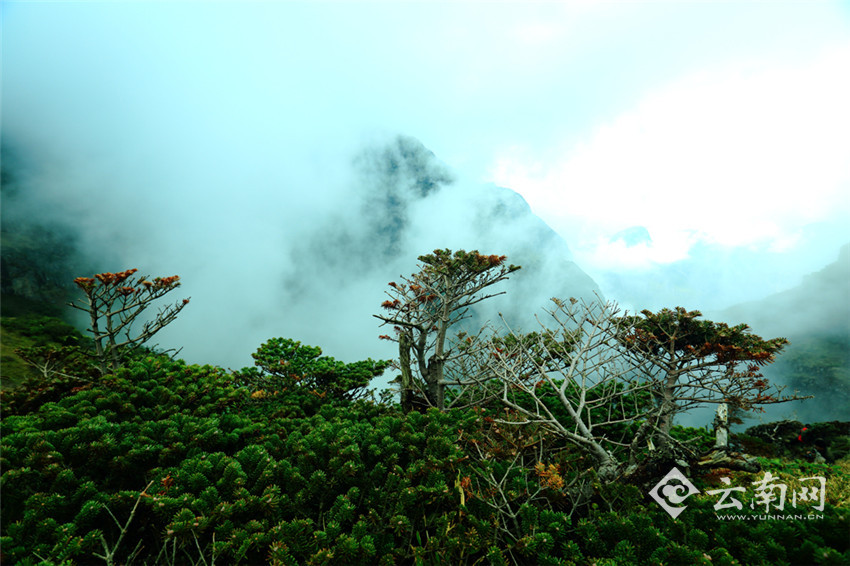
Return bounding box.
[3,2,848,420]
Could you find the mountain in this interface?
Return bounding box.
[610,226,652,247]
[1,135,601,370]
[719,244,850,423]
[0,144,100,317]
[284,135,602,330]
[720,243,850,337]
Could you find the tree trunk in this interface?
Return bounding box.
[595,451,622,484]
[655,373,678,447]
[88,298,108,377]
[399,333,414,413]
[714,403,729,449]
[694,449,760,473]
[424,363,445,410]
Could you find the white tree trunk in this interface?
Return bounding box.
[714,403,729,449]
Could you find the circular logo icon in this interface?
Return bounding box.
[649,467,700,519]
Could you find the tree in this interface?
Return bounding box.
[482,299,806,483]
[484,298,656,483]
[237,337,391,403]
[375,249,520,411]
[69,269,189,375]
[6,315,92,383]
[617,306,806,448]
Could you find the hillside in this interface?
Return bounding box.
[719,244,850,424]
[720,243,850,338]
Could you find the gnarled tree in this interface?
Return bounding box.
[485,298,656,483]
[69,269,189,375]
[617,307,806,449]
[375,249,520,411]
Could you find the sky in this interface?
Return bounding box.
[2,1,849,376]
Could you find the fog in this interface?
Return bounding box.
[3,2,849,416]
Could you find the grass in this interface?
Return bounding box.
[0,321,38,388]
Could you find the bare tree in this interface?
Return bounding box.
[14,344,82,381]
[485,298,656,483]
[69,269,190,375]
[375,249,520,411]
[485,298,811,484]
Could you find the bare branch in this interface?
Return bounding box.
[69,270,190,375]
[483,297,661,483]
[93,480,155,566]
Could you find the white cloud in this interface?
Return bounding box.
[491,43,850,271]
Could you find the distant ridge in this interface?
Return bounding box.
[720,243,850,337]
[720,243,850,423]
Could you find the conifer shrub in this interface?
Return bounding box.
[3,315,82,345]
[2,330,849,564]
[232,337,391,418]
[2,351,497,564]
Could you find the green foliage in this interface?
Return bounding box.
[623,307,788,365]
[567,495,850,566]
[1,315,89,388]
[739,421,850,463]
[235,337,390,407]
[2,315,82,345]
[1,315,97,414]
[2,352,492,564]
[669,425,716,454]
[2,300,848,565]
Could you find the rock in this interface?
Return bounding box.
[694,448,761,473]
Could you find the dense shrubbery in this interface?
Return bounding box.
[2,337,848,565]
[1,260,848,564]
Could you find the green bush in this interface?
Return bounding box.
[2,336,848,565]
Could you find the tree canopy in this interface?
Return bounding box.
[237,337,391,404]
[618,307,800,447]
[375,249,520,411]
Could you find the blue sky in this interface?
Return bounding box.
[3,1,849,366]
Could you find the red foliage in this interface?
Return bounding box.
[94,269,139,286]
[73,277,96,291]
[153,275,180,288]
[701,468,734,486]
[158,473,175,495]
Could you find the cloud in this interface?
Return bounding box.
[491,43,850,272]
[4,1,848,376]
